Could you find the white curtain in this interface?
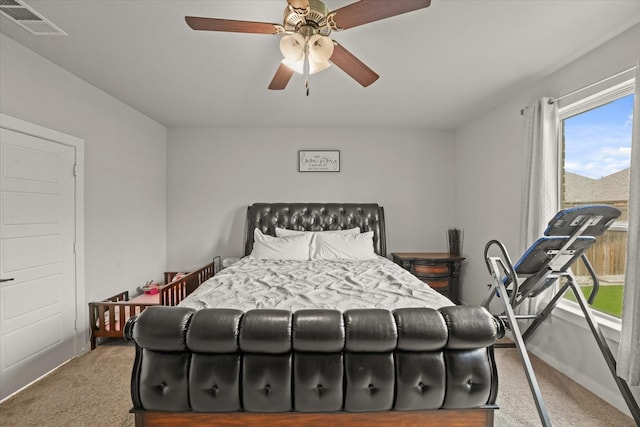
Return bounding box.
[520,97,560,312]
[617,63,640,386]
[520,97,560,260]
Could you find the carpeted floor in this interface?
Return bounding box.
[0,343,135,427]
[493,348,635,427]
[0,341,635,426]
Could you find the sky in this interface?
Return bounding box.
[563,93,634,180]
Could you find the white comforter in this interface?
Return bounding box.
[179,256,453,311]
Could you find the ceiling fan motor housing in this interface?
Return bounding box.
[283,0,332,36]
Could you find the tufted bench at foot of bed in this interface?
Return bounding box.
[125,305,503,426]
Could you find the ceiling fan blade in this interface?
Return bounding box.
[330,0,431,30]
[268,63,295,90]
[185,16,280,34]
[330,43,379,87]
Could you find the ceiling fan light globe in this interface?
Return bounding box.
[279,33,305,62]
[309,60,331,75]
[281,58,304,74]
[308,34,334,62]
[282,58,331,75]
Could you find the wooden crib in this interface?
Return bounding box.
[88,257,219,349]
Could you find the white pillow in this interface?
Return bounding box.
[311,231,377,260]
[275,227,361,237]
[250,229,311,260]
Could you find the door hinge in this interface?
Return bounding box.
[73,242,76,253]
[72,163,77,177]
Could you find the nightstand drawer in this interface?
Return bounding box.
[413,263,450,276]
[423,278,450,290]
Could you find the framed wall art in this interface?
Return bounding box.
[298,150,340,172]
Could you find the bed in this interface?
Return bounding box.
[125,203,503,426]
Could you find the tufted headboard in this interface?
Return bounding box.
[245,203,386,257]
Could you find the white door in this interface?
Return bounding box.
[0,128,76,400]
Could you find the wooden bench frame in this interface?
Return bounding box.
[132,408,496,427]
[88,257,219,349]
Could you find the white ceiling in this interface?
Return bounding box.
[1,1,640,130]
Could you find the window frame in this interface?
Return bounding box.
[556,77,635,330]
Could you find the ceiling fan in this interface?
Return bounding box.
[185,0,431,94]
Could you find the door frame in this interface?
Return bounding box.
[0,113,86,355]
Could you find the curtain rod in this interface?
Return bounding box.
[520,65,637,115]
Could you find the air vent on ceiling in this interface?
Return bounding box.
[0,0,66,35]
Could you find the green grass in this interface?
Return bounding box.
[564,285,624,318]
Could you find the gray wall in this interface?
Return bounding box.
[0,34,168,305]
[454,23,640,414]
[167,127,456,270]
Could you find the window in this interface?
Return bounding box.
[559,80,634,319]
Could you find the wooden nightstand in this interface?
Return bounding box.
[391,252,465,304]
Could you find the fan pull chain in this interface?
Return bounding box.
[304,42,310,96]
